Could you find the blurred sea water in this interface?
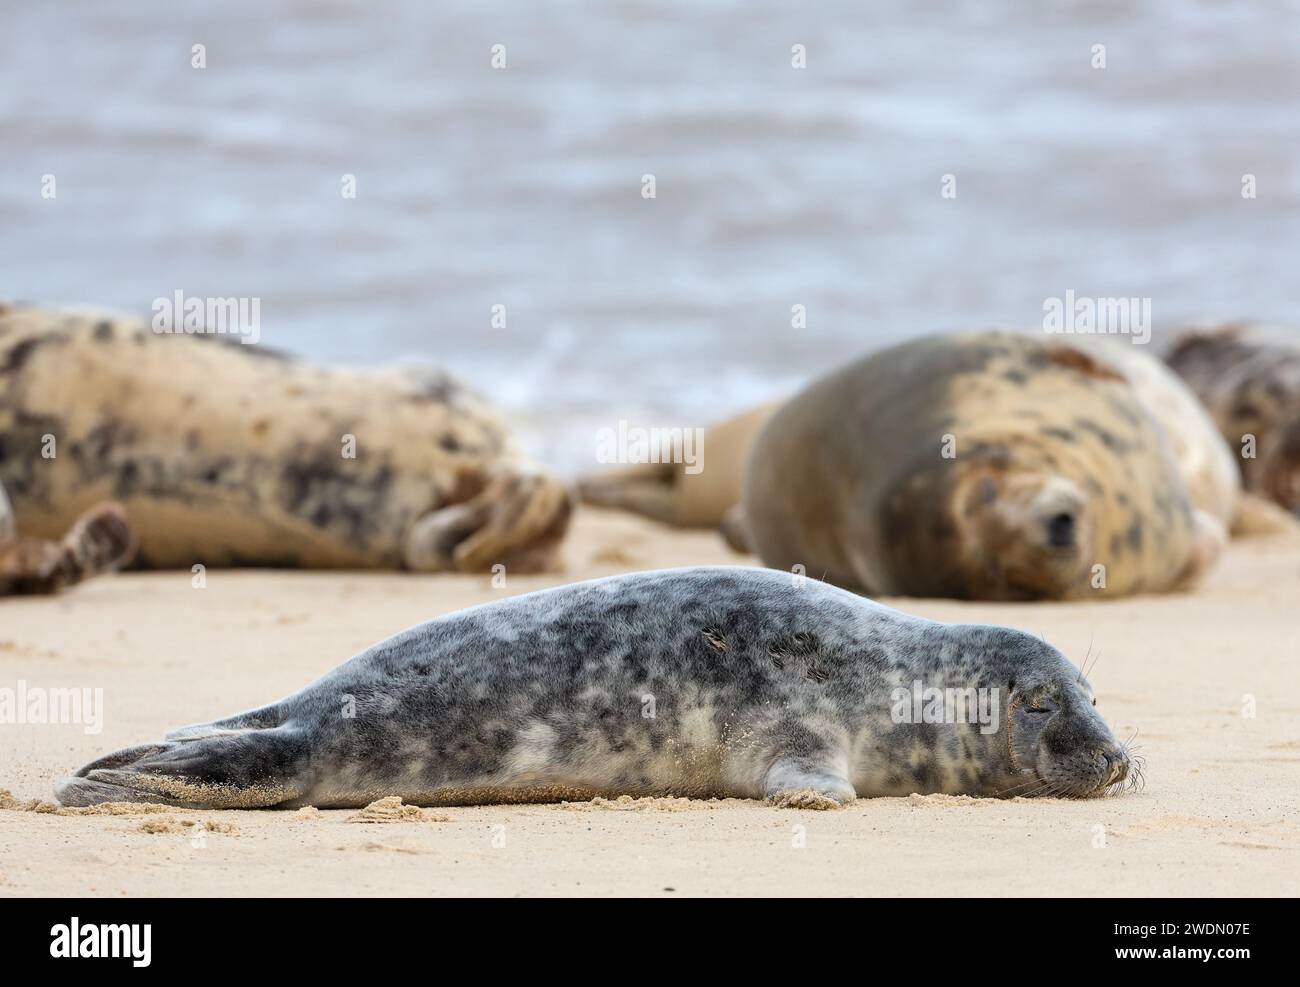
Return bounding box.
[3,0,1298,472]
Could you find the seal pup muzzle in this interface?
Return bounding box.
[56,567,1136,809]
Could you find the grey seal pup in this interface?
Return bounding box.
[57,567,1134,809]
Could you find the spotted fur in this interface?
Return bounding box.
[56,567,1129,808]
[1165,324,1300,512]
[0,302,572,572]
[744,331,1221,600]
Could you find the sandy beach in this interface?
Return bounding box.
[2,507,1297,898]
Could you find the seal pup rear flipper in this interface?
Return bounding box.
[162,700,291,741]
[55,724,310,808]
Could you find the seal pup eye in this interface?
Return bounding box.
[1091,698,1097,706]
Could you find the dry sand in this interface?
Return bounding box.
[1,508,1298,897]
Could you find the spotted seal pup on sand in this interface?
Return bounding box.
[55,566,1132,809]
[0,302,572,572]
[743,331,1223,600]
[0,480,134,596]
[1165,323,1300,514]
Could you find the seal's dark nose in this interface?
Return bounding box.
[1102,748,1129,785]
[1046,512,1075,548]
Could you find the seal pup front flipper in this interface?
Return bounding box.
[764,756,857,810]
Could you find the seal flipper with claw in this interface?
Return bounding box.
[765,757,857,810]
[403,465,572,574]
[760,719,857,810]
[0,486,135,596]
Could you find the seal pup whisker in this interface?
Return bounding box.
[1082,645,1103,682]
[1076,632,1095,684]
[993,776,1045,798]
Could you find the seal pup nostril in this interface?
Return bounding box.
[1046,512,1075,548]
[1101,748,1128,785]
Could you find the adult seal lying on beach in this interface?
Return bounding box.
[0,302,572,572]
[0,480,134,595]
[55,567,1132,809]
[743,331,1223,600]
[579,335,1260,550]
[1165,323,1300,514]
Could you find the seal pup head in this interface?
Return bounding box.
[880,624,1138,799]
[1000,648,1135,799]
